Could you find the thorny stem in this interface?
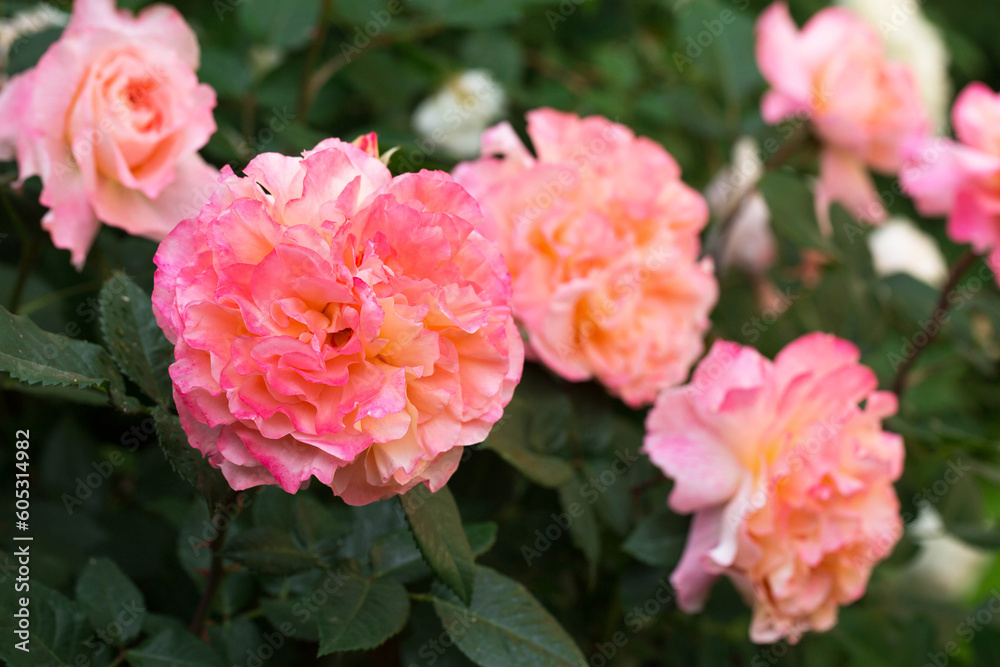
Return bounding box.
[891,249,979,398]
[188,495,243,635]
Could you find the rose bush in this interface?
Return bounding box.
[2,1,999,665]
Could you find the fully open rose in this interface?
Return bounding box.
[755,3,927,227]
[643,334,904,643]
[0,0,217,268]
[152,136,523,505]
[454,109,717,407]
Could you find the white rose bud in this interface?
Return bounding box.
[412,69,506,160]
[868,217,948,287]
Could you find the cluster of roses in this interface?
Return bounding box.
[2,0,996,645]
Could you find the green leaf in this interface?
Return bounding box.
[261,597,320,642]
[482,437,575,488]
[153,406,235,514]
[206,617,263,666]
[400,485,476,605]
[459,30,524,86]
[239,0,322,49]
[622,512,687,569]
[316,572,410,655]
[465,522,499,557]
[338,498,408,561]
[199,48,254,100]
[947,525,1000,549]
[557,474,600,572]
[372,522,499,583]
[759,172,839,255]
[409,0,541,27]
[401,601,478,666]
[430,566,587,667]
[0,583,92,667]
[222,526,319,575]
[0,303,138,411]
[74,557,146,646]
[127,629,225,667]
[480,368,577,487]
[7,26,63,76]
[292,495,346,555]
[99,273,174,407]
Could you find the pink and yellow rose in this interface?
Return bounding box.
[454,109,717,407]
[643,333,904,643]
[755,3,928,227]
[902,83,1000,285]
[0,0,217,268]
[152,136,523,506]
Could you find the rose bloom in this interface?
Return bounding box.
[0,0,217,268]
[755,3,928,227]
[643,334,904,643]
[152,136,523,506]
[902,83,1000,286]
[453,109,717,407]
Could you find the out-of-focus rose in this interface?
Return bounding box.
[838,0,951,132]
[152,136,523,506]
[755,3,928,228]
[867,217,947,287]
[412,70,506,160]
[454,109,717,407]
[0,0,217,269]
[902,83,1000,286]
[643,333,904,643]
[706,137,777,276]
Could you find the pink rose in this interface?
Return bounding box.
[453,109,717,407]
[755,3,928,227]
[902,83,1000,285]
[643,333,904,643]
[151,136,523,506]
[0,0,217,269]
